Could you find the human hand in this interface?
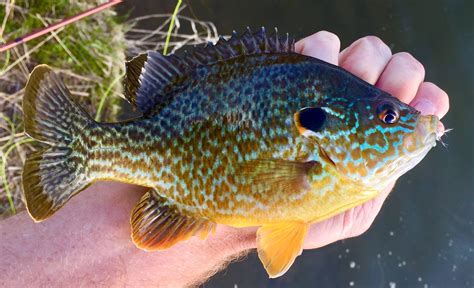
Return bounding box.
[288,31,450,250]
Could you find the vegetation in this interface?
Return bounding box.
[0,0,127,218]
[0,0,219,219]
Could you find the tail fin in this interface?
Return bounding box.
[22,65,93,222]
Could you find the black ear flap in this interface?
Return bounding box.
[295,107,326,133]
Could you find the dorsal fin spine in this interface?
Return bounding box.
[251,30,259,53]
[123,27,296,114]
[149,53,175,78]
[161,54,182,75]
[263,31,270,52]
[272,27,280,51]
[145,61,167,85]
[285,33,292,51]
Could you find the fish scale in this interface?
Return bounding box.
[21,28,439,278]
[86,55,325,216]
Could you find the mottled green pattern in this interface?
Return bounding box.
[20,29,440,279]
[22,29,438,228]
[88,54,329,219]
[83,51,435,223]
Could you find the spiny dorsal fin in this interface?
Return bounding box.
[124,52,186,114]
[131,189,216,250]
[124,53,147,109]
[123,27,296,115]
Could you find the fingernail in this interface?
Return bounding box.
[413,100,436,115]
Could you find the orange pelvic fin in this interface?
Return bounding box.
[130,189,216,250]
[257,222,309,278]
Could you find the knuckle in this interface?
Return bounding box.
[425,82,450,110]
[314,30,341,46]
[363,35,392,56]
[440,90,450,111]
[363,35,384,45]
[393,52,425,76]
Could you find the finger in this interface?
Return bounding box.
[410,82,450,119]
[295,31,341,65]
[339,36,392,84]
[376,52,425,103]
[344,182,393,238]
[303,181,395,250]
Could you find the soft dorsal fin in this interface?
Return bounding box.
[123,27,296,115]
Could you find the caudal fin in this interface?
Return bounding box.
[22,65,93,222]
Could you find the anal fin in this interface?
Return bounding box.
[257,222,309,278]
[131,189,215,250]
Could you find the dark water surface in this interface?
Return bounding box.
[121,1,473,287]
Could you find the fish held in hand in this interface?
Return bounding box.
[21,28,441,278]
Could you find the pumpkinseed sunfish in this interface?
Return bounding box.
[21,28,441,278]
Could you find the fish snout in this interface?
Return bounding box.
[416,115,440,146]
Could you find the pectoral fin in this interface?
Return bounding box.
[257,222,309,278]
[131,189,216,250]
[236,159,321,195]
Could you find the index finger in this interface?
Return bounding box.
[296,31,340,65]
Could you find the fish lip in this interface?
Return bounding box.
[423,132,437,147]
[418,115,439,146]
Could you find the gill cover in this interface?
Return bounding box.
[294,94,431,185]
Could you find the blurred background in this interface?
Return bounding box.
[1,0,472,287]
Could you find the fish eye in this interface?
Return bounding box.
[376,103,399,124]
[298,107,326,132]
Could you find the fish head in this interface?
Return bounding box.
[295,93,441,187]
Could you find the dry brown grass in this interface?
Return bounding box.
[0,1,218,219]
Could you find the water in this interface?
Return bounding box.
[121,0,473,287]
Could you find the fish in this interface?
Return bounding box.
[21,27,441,278]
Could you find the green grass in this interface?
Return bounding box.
[163,0,183,55]
[0,0,127,218]
[0,0,219,220]
[1,0,127,115]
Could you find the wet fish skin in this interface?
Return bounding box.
[21,28,439,278]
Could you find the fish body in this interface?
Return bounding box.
[87,53,377,226]
[21,28,440,278]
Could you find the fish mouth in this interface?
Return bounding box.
[424,133,437,147]
[368,115,443,187]
[417,115,440,146]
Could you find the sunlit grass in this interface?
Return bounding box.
[163,0,182,55]
[0,0,219,219]
[0,0,127,218]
